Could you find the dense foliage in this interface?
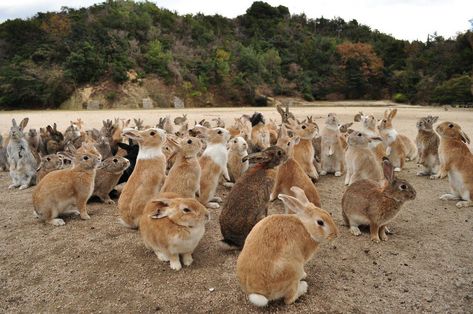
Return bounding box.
[0,1,472,108]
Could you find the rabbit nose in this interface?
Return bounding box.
[187,139,192,144]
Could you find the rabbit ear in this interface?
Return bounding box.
[289,186,310,206]
[354,112,363,122]
[117,142,130,150]
[12,119,18,127]
[278,193,306,216]
[431,116,439,123]
[149,199,172,219]
[292,136,301,146]
[389,109,397,120]
[382,157,395,183]
[460,130,470,144]
[122,128,142,141]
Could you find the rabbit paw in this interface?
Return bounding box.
[456,200,473,208]
[182,253,193,266]
[211,196,223,203]
[8,184,19,190]
[394,167,401,172]
[80,213,91,220]
[223,182,234,188]
[319,170,327,176]
[207,202,220,209]
[334,171,342,177]
[440,194,459,201]
[19,184,30,190]
[371,237,381,243]
[170,259,182,271]
[297,281,308,297]
[417,171,429,176]
[48,218,65,226]
[349,226,361,236]
[155,251,169,262]
[380,233,388,241]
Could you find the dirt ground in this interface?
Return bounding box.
[0,104,473,313]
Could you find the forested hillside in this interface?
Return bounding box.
[0,0,472,109]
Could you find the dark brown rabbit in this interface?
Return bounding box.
[92,156,130,204]
[219,146,288,249]
[416,115,440,176]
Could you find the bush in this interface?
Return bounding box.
[431,75,473,105]
[393,93,408,103]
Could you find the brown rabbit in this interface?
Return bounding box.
[271,125,321,208]
[416,115,440,176]
[32,143,102,226]
[197,127,230,208]
[378,109,417,171]
[161,136,202,198]
[117,128,167,228]
[247,112,270,152]
[36,154,64,184]
[320,113,345,176]
[139,196,210,271]
[341,157,417,242]
[225,136,249,187]
[92,156,130,204]
[344,131,384,186]
[219,146,287,249]
[355,112,386,161]
[237,186,339,307]
[288,116,319,181]
[435,122,473,208]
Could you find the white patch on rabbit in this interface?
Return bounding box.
[448,170,468,200]
[385,129,398,145]
[249,294,269,307]
[137,147,164,160]
[202,144,228,170]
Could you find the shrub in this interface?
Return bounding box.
[393,93,408,103]
[431,75,473,105]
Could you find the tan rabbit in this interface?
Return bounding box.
[197,127,230,209]
[117,128,167,228]
[271,126,321,208]
[355,112,386,161]
[237,186,339,307]
[435,122,473,208]
[225,136,249,187]
[288,116,319,181]
[320,113,345,176]
[342,157,417,242]
[139,196,210,271]
[32,143,102,226]
[219,146,287,249]
[378,109,417,171]
[161,136,202,198]
[344,131,384,186]
[416,115,440,176]
[36,154,64,183]
[247,113,270,152]
[163,115,174,134]
[92,156,130,204]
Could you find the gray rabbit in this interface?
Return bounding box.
[7,118,38,190]
[0,135,8,171]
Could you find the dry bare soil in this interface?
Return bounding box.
[1,105,472,313]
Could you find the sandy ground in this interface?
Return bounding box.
[1,104,473,313]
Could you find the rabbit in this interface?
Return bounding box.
[435,121,473,208]
[0,147,7,171]
[7,118,38,190]
[92,156,130,204]
[212,117,225,128]
[45,123,64,154]
[116,140,139,184]
[94,136,113,160]
[225,136,249,187]
[378,109,417,171]
[163,115,174,134]
[219,146,287,249]
[320,113,345,176]
[117,128,167,228]
[354,112,386,161]
[341,157,417,242]
[64,122,82,147]
[416,115,440,176]
[247,112,270,153]
[161,136,202,198]
[134,118,145,130]
[344,131,384,186]
[175,123,189,138]
[271,126,321,208]
[288,116,319,181]
[174,114,188,126]
[197,126,230,209]
[139,196,210,271]
[26,129,41,153]
[276,102,295,124]
[36,154,64,183]
[237,186,339,307]
[32,143,102,226]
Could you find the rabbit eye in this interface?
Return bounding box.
[383,120,387,123]
[113,158,118,163]
[183,208,191,213]
[150,131,156,136]
[187,139,192,144]
[287,142,290,146]
[302,125,306,129]
[317,220,324,226]
[234,140,237,143]
[448,124,454,128]
[217,130,222,135]
[83,156,89,161]
[400,184,407,190]
[46,157,51,161]
[357,133,362,137]
[277,151,282,156]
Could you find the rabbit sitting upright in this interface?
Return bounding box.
[7,118,38,190]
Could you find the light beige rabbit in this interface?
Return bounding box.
[32,143,102,226]
[237,186,339,307]
[288,116,319,181]
[344,131,384,186]
[342,157,417,242]
[354,112,386,161]
[92,156,130,204]
[320,113,345,176]
[117,128,167,228]
[36,154,65,183]
[139,196,210,271]
[435,121,473,208]
[271,125,321,208]
[197,127,230,208]
[225,136,249,187]
[161,136,202,198]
